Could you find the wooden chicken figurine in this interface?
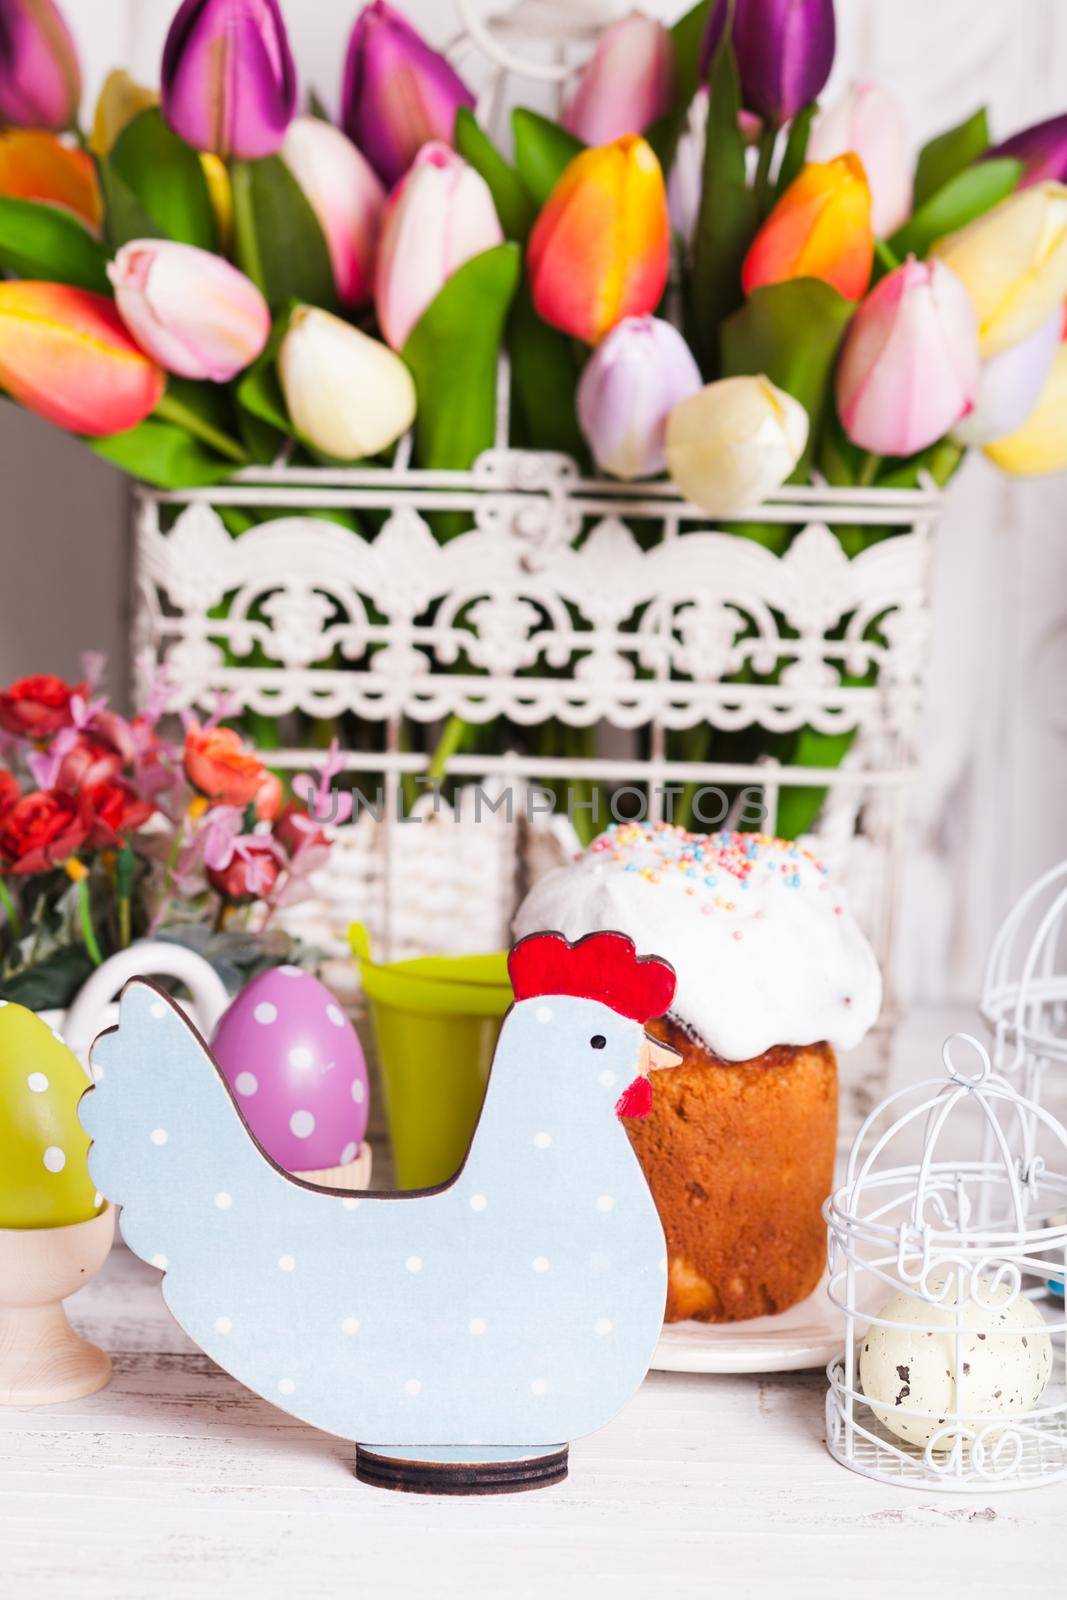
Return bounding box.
[79,932,680,1492]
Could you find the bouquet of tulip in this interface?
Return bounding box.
[1,0,1066,497]
[0,660,342,1009]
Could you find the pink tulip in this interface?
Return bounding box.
[577,315,702,479]
[375,141,503,351]
[563,11,675,147]
[808,81,912,238]
[836,257,979,455]
[108,240,270,383]
[282,116,385,309]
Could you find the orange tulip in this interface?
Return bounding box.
[527,134,670,345]
[0,282,165,436]
[742,154,873,302]
[0,129,102,231]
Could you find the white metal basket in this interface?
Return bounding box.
[131,462,940,970]
[825,1033,1067,1491]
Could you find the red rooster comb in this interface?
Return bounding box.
[508,931,676,1023]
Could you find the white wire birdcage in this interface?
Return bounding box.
[825,1033,1067,1491]
[981,861,1067,1107]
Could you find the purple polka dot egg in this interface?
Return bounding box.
[211,966,369,1173]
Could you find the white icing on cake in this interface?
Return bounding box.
[513,823,881,1061]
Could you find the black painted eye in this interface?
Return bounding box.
[590,1034,606,1050]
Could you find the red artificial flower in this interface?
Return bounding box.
[56,733,126,791]
[254,768,283,821]
[0,767,19,820]
[273,799,329,855]
[83,779,155,847]
[207,839,283,903]
[0,673,85,739]
[184,721,266,807]
[0,789,88,874]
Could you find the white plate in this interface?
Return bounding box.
[651,1277,842,1375]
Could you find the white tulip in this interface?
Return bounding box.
[665,375,809,515]
[278,305,416,460]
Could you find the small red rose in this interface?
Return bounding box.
[273,800,329,855]
[0,674,85,739]
[0,789,89,874]
[56,734,126,791]
[207,839,284,903]
[84,779,155,847]
[0,767,19,821]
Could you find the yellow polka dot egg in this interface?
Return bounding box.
[859,1274,1053,1450]
[0,1002,103,1228]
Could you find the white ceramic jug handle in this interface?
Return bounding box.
[62,941,231,1059]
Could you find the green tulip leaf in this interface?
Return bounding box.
[0,198,109,291]
[641,1,707,173]
[673,0,713,105]
[98,159,168,251]
[689,35,759,374]
[236,309,293,434]
[816,411,865,488]
[90,418,239,488]
[402,243,521,481]
[109,107,217,250]
[508,281,586,459]
[875,438,966,491]
[512,109,584,209]
[455,107,535,240]
[890,157,1022,260]
[231,156,336,313]
[913,107,989,208]
[720,278,853,478]
[775,726,857,841]
[774,102,817,200]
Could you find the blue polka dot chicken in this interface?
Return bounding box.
[79,931,681,1492]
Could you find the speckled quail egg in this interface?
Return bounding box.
[859,1275,1053,1449]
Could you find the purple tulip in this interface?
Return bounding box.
[161,0,297,161]
[341,0,474,189]
[578,315,703,480]
[701,0,836,127]
[990,113,1067,190]
[0,0,80,130]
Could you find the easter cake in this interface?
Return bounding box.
[513,822,881,1323]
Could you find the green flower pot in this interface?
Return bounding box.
[350,926,512,1190]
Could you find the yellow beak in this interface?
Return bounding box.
[639,1033,683,1075]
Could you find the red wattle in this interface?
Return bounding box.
[615,1075,653,1120]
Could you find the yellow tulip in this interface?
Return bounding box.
[89,69,158,155]
[90,71,232,248]
[984,340,1067,475]
[932,182,1067,358]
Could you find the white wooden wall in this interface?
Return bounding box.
[2,0,1066,1005]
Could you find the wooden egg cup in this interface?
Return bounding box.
[293,1142,373,1191]
[0,1205,116,1406]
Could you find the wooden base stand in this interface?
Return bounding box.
[0,1206,116,1406]
[355,1444,569,1495]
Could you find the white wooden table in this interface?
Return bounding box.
[3,1010,1064,1598]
